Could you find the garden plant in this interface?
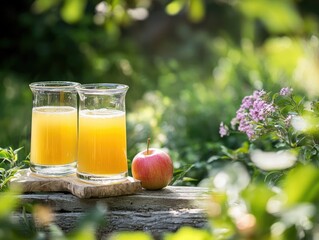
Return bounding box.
[1,0,319,239]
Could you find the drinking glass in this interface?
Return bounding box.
[29,81,79,176]
[76,83,129,183]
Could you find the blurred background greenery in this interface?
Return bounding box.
[1,0,319,185]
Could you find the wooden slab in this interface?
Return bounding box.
[11,169,142,199]
[17,186,209,237]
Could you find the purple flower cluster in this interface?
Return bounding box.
[279,87,293,96]
[219,88,295,139]
[219,122,229,137]
[234,90,275,139]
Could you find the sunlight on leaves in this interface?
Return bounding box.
[0,186,20,218]
[280,203,315,227]
[250,149,297,171]
[291,116,309,132]
[188,0,204,23]
[263,37,304,77]
[109,231,154,240]
[68,225,96,240]
[281,164,319,207]
[268,203,315,236]
[164,226,212,240]
[294,36,319,97]
[61,0,87,24]
[242,183,275,229]
[213,162,250,194]
[104,20,121,39]
[238,0,302,34]
[291,113,319,135]
[166,0,185,16]
[127,8,149,21]
[32,0,61,13]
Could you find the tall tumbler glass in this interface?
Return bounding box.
[76,83,129,183]
[29,81,79,176]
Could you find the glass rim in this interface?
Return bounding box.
[29,81,80,91]
[76,83,129,94]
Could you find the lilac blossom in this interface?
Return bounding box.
[241,96,254,109]
[253,89,266,98]
[234,90,275,140]
[238,121,255,139]
[219,122,229,137]
[280,87,293,96]
[250,98,275,122]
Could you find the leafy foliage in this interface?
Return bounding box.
[197,162,319,240]
[1,0,319,239]
[2,0,319,186]
[0,147,28,191]
[217,88,319,176]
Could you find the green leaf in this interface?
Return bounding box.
[13,147,24,155]
[188,0,205,23]
[104,20,121,39]
[164,226,212,240]
[68,225,96,240]
[263,38,304,77]
[61,0,87,24]
[109,231,153,240]
[234,142,250,154]
[281,164,319,207]
[0,150,10,159]
[32,0,61,13]
[110,0,121,9]
[166,0,185,16]
[172,164,194,185]
[0,187,20,218]
[182,177,197,182]
[242,183,276,229]
[239,0,302,34]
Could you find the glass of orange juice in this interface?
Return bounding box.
[29,81,79,176]
[76,83,129,183]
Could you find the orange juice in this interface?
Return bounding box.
[77,109,127,175]
[30,106,77,165]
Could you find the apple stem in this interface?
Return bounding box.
[147,138,151,155]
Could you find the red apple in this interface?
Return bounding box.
[132,141,173,190]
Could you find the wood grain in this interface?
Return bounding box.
[20,187,209,211]
[11,169,142,198]
[17,186,209,238]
